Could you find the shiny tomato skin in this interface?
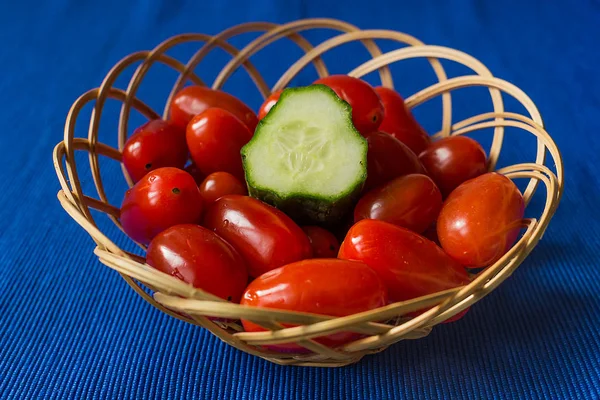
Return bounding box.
[375,87,430,155]
[184,163,206,185]
[301,226,340,258]
[354,174,442,234]
[437,172,525,267]
[203,195,312,277]
[170,85,258,132]
[313,75,384,135]
[364,131,427,191]
[338,219,470,303]
[199,172,247,205]
[258,90,282,120]
[122,120,188,183]
[419,136,487,197]
[186,108,253,182]
[146,224,248,302]
[120,167,203,244]
[241,259,388,351]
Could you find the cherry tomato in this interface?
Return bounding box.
[203,195,312,277]
[241,259,388,352]
[363,131,426,191]
[120,167,203,244]
[419,136,487,197]
[301,226,340,258]
[437,172,525,267]
[122,120,188,183]
[313,75,383,135]
[184,163,206,185]
[375,87,430,155]
[170,85,258,132]
[186,108,253,182]
[354,174,442,234]
[199,172,247,205]
[146,224,248,302]
[258,90,282,120]
[338,219,470,303]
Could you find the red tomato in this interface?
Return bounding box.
[184,163,206,185]
[120,167,203,244]
[338,219,470,303]
[437,172,525,267]
[313,75,383,135]
[146,224,248,302]
[122,120,188,183]
[241,259,388,352]
[258,90,282,120]
[203,195,312,277]
[170,85,258,132]
[301,226,340,258]
[199,172,247,205]
[354,174,442,234]
[375,87,430,155]
[186,108,253,182]
[419,136,487,197]
[364,131,426,191]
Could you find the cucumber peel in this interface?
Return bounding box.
[241,84,367,224]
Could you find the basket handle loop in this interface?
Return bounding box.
[57,190,125,257]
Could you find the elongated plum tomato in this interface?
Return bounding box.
[258,90,282,120]
[170,85,258,132]
[241,259,388,352]
[146,224,248,302]
[199,172,247,205]
[301,226,340,258]
[419,136,487,197]
[313,75,383,135]
[203,195,312,277]
[122,119,188,183]
[375,87,430,155]
[354,174,442,234]
[437,172,525,267]
[338,219,470,302]
[186,108,253,182]
[363,131,426,191]
[120,167,203,244]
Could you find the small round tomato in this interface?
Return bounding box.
[241,259,388,352]
[203,195,312,277]
[199,172,247,205]
[147,224,248,302]
[313,75,383,135]
[184,163,206,185]
[301,226,340,258]
[120,167,203,244]
[339,219,470,302]
[122,120,188,183]
[354,174,442,234]
[363,131,426,191]
[258,90,282,120]
[419,136,487,197]
[186,108,253,182]
[170,85,258,132]
[437,172,525,267]
[375,87,430,155]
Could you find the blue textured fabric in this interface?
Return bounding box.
[1,1,599,398]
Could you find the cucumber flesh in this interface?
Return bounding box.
[241,85,367,224]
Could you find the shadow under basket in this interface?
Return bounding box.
[52,18,564,367]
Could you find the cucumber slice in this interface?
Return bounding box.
[241,84,367,224]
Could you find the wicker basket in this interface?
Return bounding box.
[53,18,564,367]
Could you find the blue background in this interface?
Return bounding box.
[1,1,599,399]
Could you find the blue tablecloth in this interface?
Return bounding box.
[1,1,599,398]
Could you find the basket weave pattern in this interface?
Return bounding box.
[53,19,563,367]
